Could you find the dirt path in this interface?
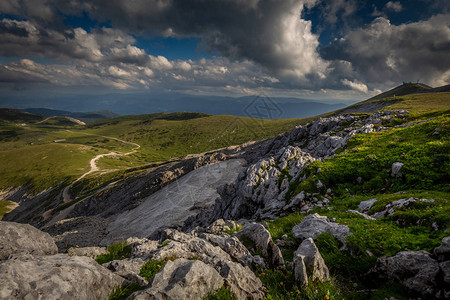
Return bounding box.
[61,131,140,203]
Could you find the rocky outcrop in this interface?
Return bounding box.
[0,221,58,260]
[0,254,124,300]
[293,238,330,284]
[367,250,441,298]
[292,214,350,243]
[212,111,402,222]
[235,223,285,269]
[128,258,224,300]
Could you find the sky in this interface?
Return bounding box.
[0,0,449,108]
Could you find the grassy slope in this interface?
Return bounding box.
[260,92,449,299]
[0,112,304,192]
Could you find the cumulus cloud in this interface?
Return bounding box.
[321,14,450,88]
[341,79,368,93]
[385,1,403,12]
[0,0,328,84]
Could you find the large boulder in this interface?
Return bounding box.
[235,223,284,269]
[294,238,330,283]
[0,254,124,300]
[0,221,58,260]
[292,214,350,243]
[103,258,147,286]
[434,236,450,262]
[215,260,265,300]
[128,258,223,300]
[367,250,440,298]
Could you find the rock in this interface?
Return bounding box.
[347,210,375,220]
[391,162,404,178]
[0,254,124,300]
[372,198,435,219]
[434,236,450,262]
[283,191,305,211]
[358,198,377,213]
[368,250,440,298]
[139,230,232,267]
[103,258,145,276]
[206,219,237,234]
[294,238,330,282]
[293,254,308,286]
[68,246,108,259]
[0,221,58,260]
[131,240,159,259]
[292,213,350,243]
[128,258,223,300]
[103,258,147,286]
[316,180,323,189]
[215,260,265,300]
[235,223,285,269]
[201,234,253,266]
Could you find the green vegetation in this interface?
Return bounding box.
[0,200,17,220]
[95,242,132,264]
[109,283,144,300]
[205,287,237,300]
[139,256,177,281]
[259,269,342,300]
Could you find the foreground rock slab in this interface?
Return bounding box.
[0,221,58,260]
[129,258,223,300]
[0,254,124,300]
[103,160,246,244]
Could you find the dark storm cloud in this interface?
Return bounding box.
[321,14,450,88]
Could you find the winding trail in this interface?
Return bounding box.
[62,131,140,203]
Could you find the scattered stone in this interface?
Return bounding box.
[130,240,159,259]
[294,238,330,282]
[391,162,404,178]
[128,258,223,300]
[372,198,435,219]
[235,223,285,269]
[0,221,58,260]
[0,254,124,300]
[347,210,375,220]
[201,234,253,266]
[67,246,108,259]
[368,250,440,298]
[358,199,377,213]
[292,213,350,243]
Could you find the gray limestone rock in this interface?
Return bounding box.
[0,221,58,260]
[0,254,124,300]
[67,246,108,259]
[357,198,377,213]
[215,260,265,300]
[391,162,404,178]
[235,223,285,269]
[294,238,330,282]
[128,258,223,300]
[368,250,440,298]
